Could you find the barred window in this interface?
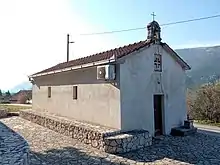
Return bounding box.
[73,86,77,100]
[48,87,51,98]
[154,54,162,72]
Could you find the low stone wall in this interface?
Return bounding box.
[20,110,152,153]
[0,109,8,118]
[0,122,29,165]
[20,110,109,150]
[104,130,152,154]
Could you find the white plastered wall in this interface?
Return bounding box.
[32,66,121,129]
[119,44,187,135]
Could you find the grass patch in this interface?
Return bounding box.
[194,120,220,127]
[0,104,31,112]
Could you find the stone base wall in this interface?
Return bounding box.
[20,110,152,153]
[20,110,106,150]
[0,109,8,118]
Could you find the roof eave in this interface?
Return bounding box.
[161,43,191,71]
[184,64,191,71]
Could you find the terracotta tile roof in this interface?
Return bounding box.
[10,90,32,101]
[10,90,32,104]
[32,40,190,76]
[33,40,151,76]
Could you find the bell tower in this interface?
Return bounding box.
[147,13,162,43]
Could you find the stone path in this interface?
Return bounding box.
[194,123,220,137]
[194,123,220,132]
[1,117,220,165]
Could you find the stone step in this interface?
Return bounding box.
[171,126,197,136]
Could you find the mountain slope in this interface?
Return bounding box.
[175,45,220,88]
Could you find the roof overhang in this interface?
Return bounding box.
[29,57,116,78]
[161,43,191,70]
[28,41,191,80]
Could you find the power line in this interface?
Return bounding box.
[160,14,220,26]
[79,14,220,36]
[80,27,146,36]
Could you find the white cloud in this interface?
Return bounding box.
[173,40,220,49]
[0,0,116,90]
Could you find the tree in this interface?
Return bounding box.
[190,83,220,122]
[5,90,11,97]
[0,89,2,96]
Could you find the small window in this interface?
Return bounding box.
[154,54,162,72]
[73,86,77,100]
[48,87,51,98]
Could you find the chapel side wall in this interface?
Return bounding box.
[120,46,155,135]
[161,47,187,134]
[32,65,121,129]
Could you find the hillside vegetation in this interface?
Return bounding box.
[176,45,220,88]
[187,82,220,125]
[179,45,220,125]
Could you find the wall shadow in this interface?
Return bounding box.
[30,146,121,165]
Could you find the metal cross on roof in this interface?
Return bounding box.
[151,12,156,21]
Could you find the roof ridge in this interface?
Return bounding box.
[61,40,147,65]
[31,39,190,77]
[31,39,149,76]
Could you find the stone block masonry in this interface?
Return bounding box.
[19,109,152,154]
[104,130,152,154]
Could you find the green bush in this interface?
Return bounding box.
[188,83,220,123]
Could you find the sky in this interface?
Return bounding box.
[0,0,220,90]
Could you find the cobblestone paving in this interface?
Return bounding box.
[1,117,220,165]
[0,121,29,165]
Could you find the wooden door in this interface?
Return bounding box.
[154,95,163,136]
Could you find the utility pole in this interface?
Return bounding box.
[67,34,74,62]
